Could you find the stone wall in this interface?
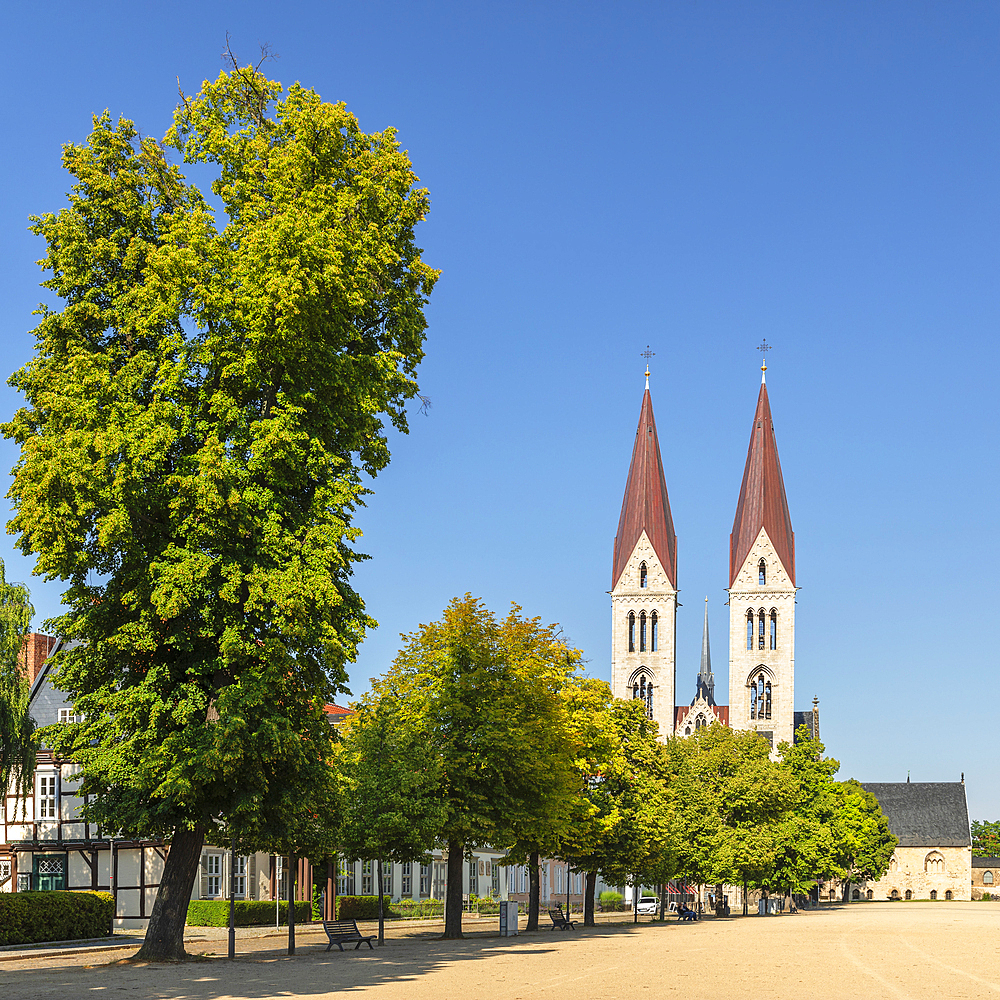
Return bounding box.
[863,845,972,901]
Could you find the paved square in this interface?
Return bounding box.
[2,904,1000,999]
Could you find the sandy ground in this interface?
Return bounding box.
[2,902,1000,999]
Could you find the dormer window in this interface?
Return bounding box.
[758,559,766,586]
[639,562,647,588]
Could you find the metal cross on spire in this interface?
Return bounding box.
[641,346,655,388]
[757,339,772,382]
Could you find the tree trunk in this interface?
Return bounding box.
[288,849,297,955]
[743,880,748,916]
[527,852,540,931]
[584,870,597,926]
[377,857,385,946]
[659,882,667,922]
[443,839,464,939]
[135,825,205,962]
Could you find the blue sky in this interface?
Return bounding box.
[2,2,998,816]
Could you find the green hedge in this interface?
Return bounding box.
[336,895,393,920]
[186,899,312,927]
[384,898,444,919]
[0,890,114,945]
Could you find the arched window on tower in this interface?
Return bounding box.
[632,672,653,719]
[758,609,766,650]
[747,610,754,651]
[640,562,647,588]
[639,611,647,652]
[750,682,757,719]
[757,674,765,718]
[764,682,772,719]
[770,610,777,650]
[628,612,635,653]
[759,559,766,586]
[650,611,658,651]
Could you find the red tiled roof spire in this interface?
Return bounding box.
[613,386,677,589]
[730,380,794,586]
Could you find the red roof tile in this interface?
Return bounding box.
[613,388,677,589]
[730,382,794,587]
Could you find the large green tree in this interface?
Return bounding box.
[376,595,582,939]
[337,693,447,944]
[5,63,437,960]
[831,779,896,897]
[0,561,36,809]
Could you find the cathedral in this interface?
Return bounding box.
[610,360,818,746]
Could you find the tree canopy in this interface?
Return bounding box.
[5,62,437,960]
[0,561,36,808]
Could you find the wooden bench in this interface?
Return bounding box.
[548,907,577,930]
[323,919,378,951]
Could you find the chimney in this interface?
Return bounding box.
[16,632,56,686]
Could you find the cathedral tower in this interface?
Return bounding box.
[728,368,797,749]
[611,374,677,734]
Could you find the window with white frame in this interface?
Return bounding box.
[206,854,223,896]
[362,860,373,895]
[492,865,500,897]
[468,859,478,895]
[337,857,354,896]
[401,862,412,896]
[419,863,430,896]
[234,855,247,897]
[0,860,10,887]
[37,775,57,819]
[382,860,392,895]
[58,708,81,724]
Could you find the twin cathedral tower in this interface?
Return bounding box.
[610,357,813,748]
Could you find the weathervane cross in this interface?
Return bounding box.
[757,339,772,380]
[641,345,655,387]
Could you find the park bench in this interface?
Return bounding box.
[548,907,577,930]
[323,919,378,951]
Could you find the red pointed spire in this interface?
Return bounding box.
[613,388,677,589]
[730,381,794,586]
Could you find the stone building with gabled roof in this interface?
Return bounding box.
[858,781,972,901]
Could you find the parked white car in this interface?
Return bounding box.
[635,895,659,915]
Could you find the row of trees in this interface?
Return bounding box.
[335,594,898,938]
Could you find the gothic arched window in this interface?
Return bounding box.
[757,674,765,716]
[758,609,766,650]
[640,562,647,588]
[770,610,777,650]
[650,611,658,652]
[639,611,647,652]
[632,672,653,719]
[695,714,706,730]
[746,610,754,651]
[925,852,945,874]
[905,889,912,900]
[929,890,937,900]
[750,683,758,719]
[759,559,766,585]
[984,871,994,885]
[628,612,635,653]
[764,682,772,720]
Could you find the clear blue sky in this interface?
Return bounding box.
[2,2,998,816]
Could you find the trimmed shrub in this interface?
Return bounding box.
[336,895,393,921]
[599,890,625,911]
[388,898,444,919]
[186,899,311,927]
[0,890,114,945]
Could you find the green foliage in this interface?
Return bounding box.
[0,559,36,808]
[0,891,113,945]
[6,64,436,872]
[336,693,446,868]
[831,778,897,887]
[972,820,1000,857]
[335,895,393,920]
[375,595,583,935]
[185,899,311,927]
[381,898,444,919]
[599,890,624,910]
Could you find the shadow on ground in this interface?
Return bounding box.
[0,922,661,1000]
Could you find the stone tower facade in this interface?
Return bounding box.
[610,378,677,735]
[727,374,797,750]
